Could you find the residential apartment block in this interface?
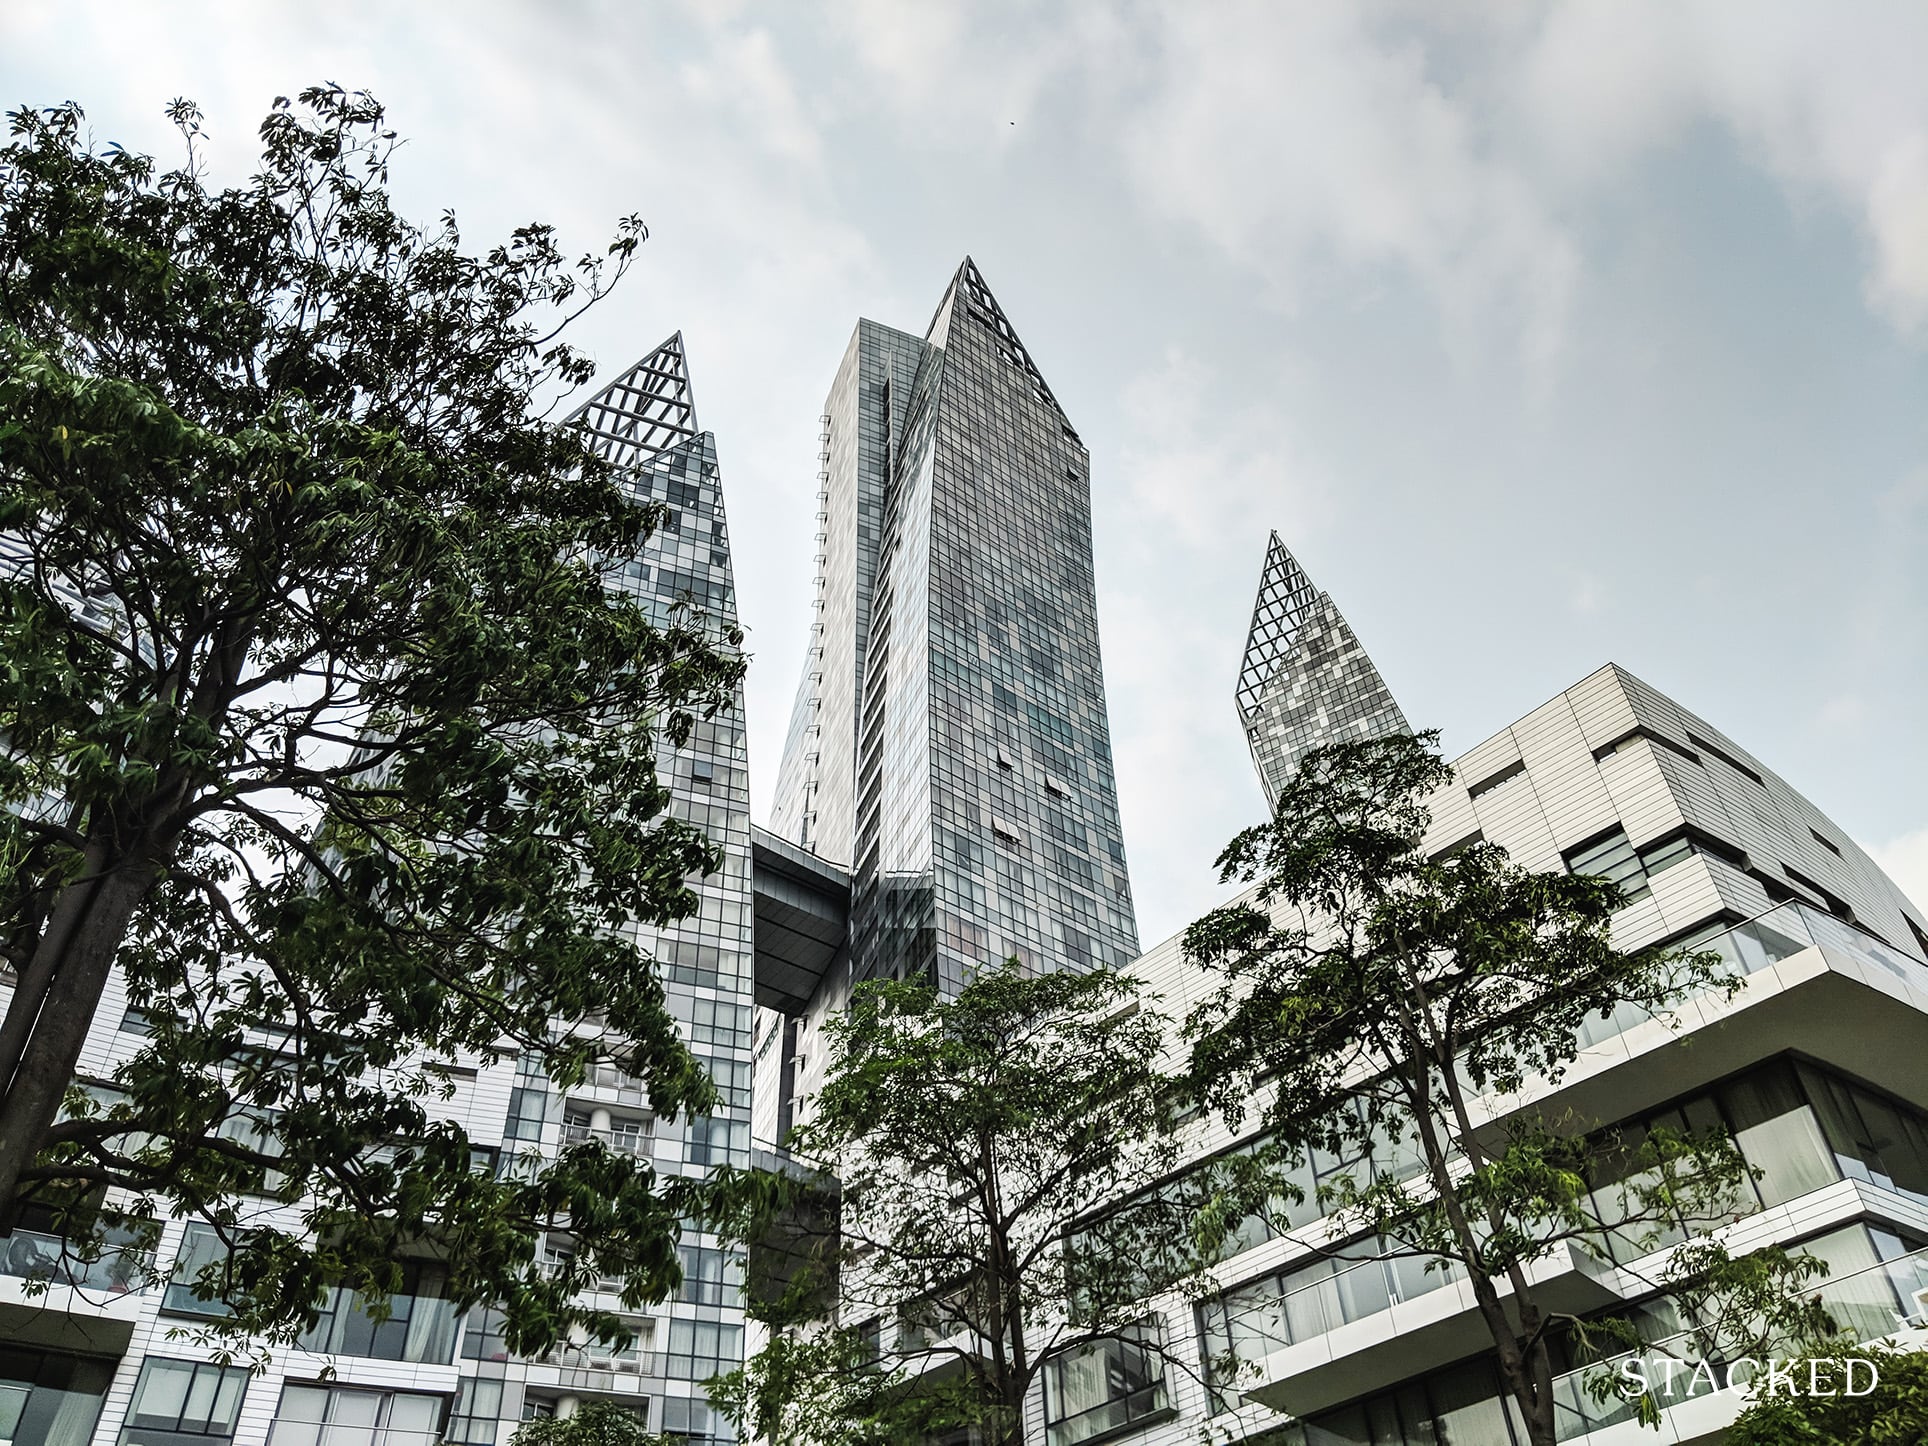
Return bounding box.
[1038,652,1928,1446]
[0,335,750,1446]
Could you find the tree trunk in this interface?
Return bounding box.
[0,853,159,1217]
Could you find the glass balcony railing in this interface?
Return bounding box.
[265,1427,442,1446]
[1550,1245,1928,1440]
[1212,1246,1467,1367]
[1575,900,1928,1050]
[533,1340,658,1377]
[0,1225,152,1294]
[559,1121,650,1154]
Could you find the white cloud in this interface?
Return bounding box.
[1110,5,1581,376]
[1865,829,1928,917]
[1514,1,1928,335]
[1102,348,1336,944]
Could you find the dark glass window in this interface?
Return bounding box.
[162,1224,236,1319]
[1042,1321,1169,1446]
[119,1359,250,1446]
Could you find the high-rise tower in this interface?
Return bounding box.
[1235,530,1409,807]
[0,336,752,1446]
[770,259,1138,1000]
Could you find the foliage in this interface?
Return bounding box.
[509,1401,671,1446]
[0,88,751,1351]
[1183,733,1834,1446]
[716,964,1208,1446]
[1725,1344,1928,1445]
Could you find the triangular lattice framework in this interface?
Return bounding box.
[950,256,1074,432]
[1235,531,1321,724]
[572,332,698,470]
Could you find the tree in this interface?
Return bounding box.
[511,1400,671,1446]
[0,89,748,1351]
[1183,733,1832,1446]
[716,964,1214,1446]
[1725,1344,1928,1445]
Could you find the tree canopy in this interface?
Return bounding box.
[1183,733,1832,1446]
[0,88,746,1352]
[1725,1344,1928,1445]
[510,1401,670,1446]
[717,963,1211,1446]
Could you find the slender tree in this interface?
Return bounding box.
[0,89,748,1350]
[717,964,1215,1446]
[1184,733,1832,1445]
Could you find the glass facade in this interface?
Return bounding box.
[569,334,754,1428]
[1042,1322,1170,1446]
[1236,531,1409,808]
[117,1359,251,1446]
[0,1349,113,1446]
[771,259,1138,996]
[296,1263,457,1365]
[1195,1054,1928,1407]
[264,1385,443,1446]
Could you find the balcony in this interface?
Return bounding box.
[529,1339,658,1392]
[1489,900,1928,1141]
[560,1120,650,1155]
[0,1225,150,1294]
[0,1222,155,1351]
[1238,1241,1635,1417]
[1549,1245,1928,1443]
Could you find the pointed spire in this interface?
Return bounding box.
[1236,531,1322,726]
[934,257,1075,435]
[1236,531,1409,806]
[571,332,699,470]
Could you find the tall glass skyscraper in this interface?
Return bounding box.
[0,335,751,1446]
[770,259,1138,998]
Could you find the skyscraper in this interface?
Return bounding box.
[1235,530,1409,807]
[770,258,1138,1000]
[0,336,752,1446]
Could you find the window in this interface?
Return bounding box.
[296,1261,457,1364]
[663,1320,743,1379]
[265,1386,444,1446]
[1043,1322,1169,1446]
[119,1359,250,1446]
[1593,726,1701,767]
[442,1380,501,1446]
[460,1308,510,1364]
[1466,758,1525,800]
[656,1398,728,1444]
[1687,733,1765,786]
[1565,828,1699,904]
[687,1117,748,1168]
[0,1347,115,1446]
[213,1109,287,1196]
[1799,1063,1928,1206]
[677,1245,745,1306]
[162,1225,236,1318]
[504,1086,547,1143]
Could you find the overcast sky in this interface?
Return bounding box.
[6,2,1925,947]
